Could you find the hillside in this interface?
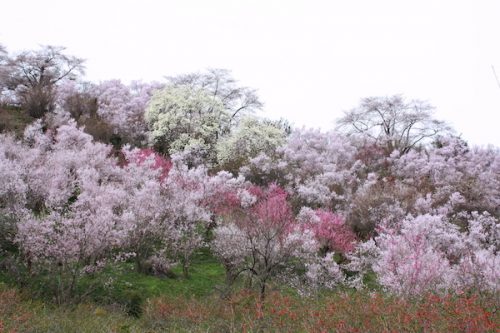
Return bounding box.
[0,107,35,137]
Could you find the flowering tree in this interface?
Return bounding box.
[0,44,10,102]
[119,148,167,274]
[145,85,230,163]
[167,68,262,126]
[131,148,172,182]
[122,149,246,278]
[94,80,163,145]
[337,95,450,154]
[0,134,28,256]
[212,184,344,300]
[297,207,357,255]
[12,121,130,303]
[0,45,85,117]
[159,161,212,278]
[241,129,364,213]
[453,212,499,292]
[216,116,287,174]
[373,215,460,295]
[56,79,164,146]
[56,79,97,120]
[393,136,500,221]
[344,213,499,296]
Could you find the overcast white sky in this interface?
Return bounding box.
[1,0,499,146]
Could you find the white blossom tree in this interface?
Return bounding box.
[337,95,451,154]
[216,116,287,174]
[166,68,262,126]
[145,85,230,163]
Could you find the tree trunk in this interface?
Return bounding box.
[259,281,266,303]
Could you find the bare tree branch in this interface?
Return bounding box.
[492,65,500,89]
[336,95,451,154]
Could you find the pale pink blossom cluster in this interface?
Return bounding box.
[93,80,164,143]
[3,50,497,301]
[237,129,499,296]
[371,213,499,295]
[1,117,498,300]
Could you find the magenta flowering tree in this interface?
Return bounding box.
[131,148,172,182]
[212,184,345,300]
[297,207,357,255]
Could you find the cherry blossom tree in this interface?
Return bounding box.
[160,161,212,278]
[56,79,97,120]
[337,95,450,154]
[55,80,118,144]
[122,149,246,278]
[0,44,9,103]
[373,214,460,295]
[345,213,499,296]
[0,134,28,257]
[241,128,364,213]
[119,148,167,274]
[454,212,499,292]
[94,80,163,145]
[1,45,85,117]
[13,121,129,302]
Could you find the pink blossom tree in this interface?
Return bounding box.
[0,134,29,257]
[212,184,345,300]
[241,129,364,214]
[373,214,459,296]
[361,213,500,296]
[93,80,163,145]
[297,207,357,255]
[13,121,129,302]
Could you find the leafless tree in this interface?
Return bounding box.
[0,44,8,92]
[1,45,85,117]
[337,95,451,154]
[0,44,6,62]
[492,65,500,90]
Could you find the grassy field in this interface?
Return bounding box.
[0,250,498,333]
